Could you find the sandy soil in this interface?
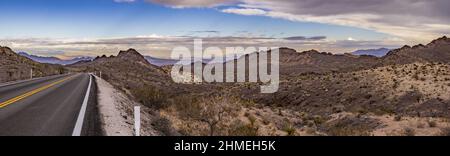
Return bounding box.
[95,75,136,136]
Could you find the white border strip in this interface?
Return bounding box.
[72,74,92,136]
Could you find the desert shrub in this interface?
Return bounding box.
[439,128,450,136]
[394,115,402,121]
[393,80,400,89]
[412,72,419,80]
[324,116,378,136]
[278,109,283,116]
[152,117,178,136]
[417,122,425,128]
[403,128,416,136]
[326,125,371,136]
[428,120,437,128]
[229,120,259,136]
[282,120,296,136]
[101,73,111,81]
[248,115,257,125]
[312,115,326,125]
[132,86,168,109]
[172,95,200,119]
[305,127,318,135]
[306,120,315,127]
[364,94,372,99]
[176,95,241,136]
[262,116,271,125]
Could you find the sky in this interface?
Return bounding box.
[0,0,449,59]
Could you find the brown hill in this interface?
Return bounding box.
[70,36,450,136]
[0,46,65,83]
[69,49,169,88]
[226,36,450,78]
[68,48,220,104]
[382,36,450,65]
[274,48,379,75]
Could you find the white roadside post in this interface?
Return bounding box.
[134,106,141,136]
[30,68,33,79]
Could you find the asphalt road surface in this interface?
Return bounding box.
[0,73,98,136]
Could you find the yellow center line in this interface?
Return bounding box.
[0,76,74,108]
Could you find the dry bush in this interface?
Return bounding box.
[132,86,168,109]
[403,128,416,136]
[282,120,297,136]
[228,119,259,136]
[324,116,378,136]
[440,127,450,136]
[428,120,438,128]
[174,94,241,136]
[326,125,372,136]
[394,115,402,121]
[151,116,178,136]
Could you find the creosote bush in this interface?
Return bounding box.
[174,94,241,136]
[427,120,437,128]
[440,127,450,136]
[403,128,416,136]
[132,86,168,109]
[152,116,178,136]
[229,119,259,136]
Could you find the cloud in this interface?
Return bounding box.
[283,36,326,41]
[217,0,450,42]
[148,0,449,42]
[222,8,267,15]
[146,0,237,8]
[2,34,406,59]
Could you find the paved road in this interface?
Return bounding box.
[0,73,95,136]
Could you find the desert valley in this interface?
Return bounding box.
[2,36,450,136]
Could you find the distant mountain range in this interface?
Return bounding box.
[145,56,186,67]
[18,52,93,65]
[352,48,391,57]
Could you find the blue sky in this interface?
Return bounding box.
[0,0,386,40]
[0,0,448,58]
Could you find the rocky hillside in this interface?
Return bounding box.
[68,48,221,102]
[69,36,450,136]
[382,36,450,65]
[158,37,450,136]
[69,49,169,90]
[0,46,66,83]
[224,36,449,77]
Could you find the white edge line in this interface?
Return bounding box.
[72,74,92,136]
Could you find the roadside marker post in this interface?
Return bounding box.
[134,106,141,136]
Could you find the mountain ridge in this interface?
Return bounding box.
[18,51,93,65]
[352,48,391,57]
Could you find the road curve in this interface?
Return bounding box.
[0,73,94,136]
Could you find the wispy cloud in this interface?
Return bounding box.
[283,36,326,41]
[145,0,237,8]
[140,0,450,42]
[2,34,405,59]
